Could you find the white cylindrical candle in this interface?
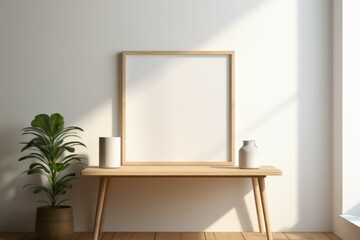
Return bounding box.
[99,137,121,168]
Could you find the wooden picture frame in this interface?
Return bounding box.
[121,51,234,166]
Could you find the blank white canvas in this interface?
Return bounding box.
[124,54,231,163]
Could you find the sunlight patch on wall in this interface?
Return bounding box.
[70,99,115,167]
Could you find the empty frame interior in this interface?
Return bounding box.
[122,51,234,166]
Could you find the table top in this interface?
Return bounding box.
[81,165,282,177]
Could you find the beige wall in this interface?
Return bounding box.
[0,0,332,232]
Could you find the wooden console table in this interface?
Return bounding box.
[81,166,282,240]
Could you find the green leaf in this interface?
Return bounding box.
[54,126,84,140]
[49,113,64,136]
[58,173,76,182]
[38,200,51,206]
[63,141,87,148]
[61,154,80,162]
[22,128,49,142]
[31,114,51,135]
[21,153,49,164]
[53,162,69,172]
[64,146,75,153]
[29,163,50,173]
[19,155,41,162]
[22,126,47,136]
[33,188,42,194]
[26,168,47,176]
[21,138,49,156]
[63,156,83,165]
[24,184,51,195]
[56,199,69,206]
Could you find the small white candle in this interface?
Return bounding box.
[99,137,121,168]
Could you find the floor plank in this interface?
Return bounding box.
[76,232,94,240]
[284,232,330,240]
[210,232,245,240]
[242,232,289,240]
[181,232,206,240]
[22,233,37,240]
[0,232,29,240]
[71,232,81,239]
[101,232,116,240]
[131,232,156,240]
[113,232,134,240]
[323,233,342,240]
[204,233,216,240]
[155,232,181,240]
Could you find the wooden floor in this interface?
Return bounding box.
[0,232,342,240]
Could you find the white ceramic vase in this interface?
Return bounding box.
[99,137,121,168]
[239,140,260,169]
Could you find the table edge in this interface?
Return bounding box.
[80,165,282,177]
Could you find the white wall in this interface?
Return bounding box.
[333,0,360,239]
[0,0,332,232]
[342,0,360,217]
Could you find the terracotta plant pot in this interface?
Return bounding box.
[35,206,74,240]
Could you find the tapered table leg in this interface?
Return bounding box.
[93,177,110,240]
[99,177,111,233]
[258,177,273,240]
[252,177,265,233]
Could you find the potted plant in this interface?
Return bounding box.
[19,113,86,240]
